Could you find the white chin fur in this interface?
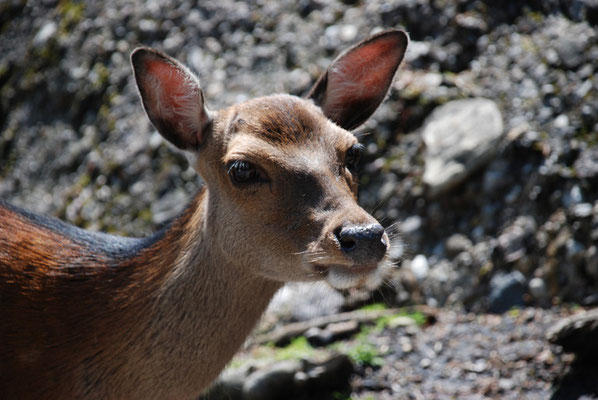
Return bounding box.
[326,267,382,290]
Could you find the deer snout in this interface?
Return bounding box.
[334,223,388,265]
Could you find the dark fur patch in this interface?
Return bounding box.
[0,200,164,260]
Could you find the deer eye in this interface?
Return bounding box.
[227,160,264,185]
[345,144,363,172]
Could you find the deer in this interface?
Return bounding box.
[0,29,408,399]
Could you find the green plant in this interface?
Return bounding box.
[275,336,315,361]
[346,341,383,367]
[508,307,521,318]
[332,326,383,367]
[359,302,387,311]
[374,310,427,331]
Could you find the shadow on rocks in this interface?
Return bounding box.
[548,309,598,399]
[551,360,598,400]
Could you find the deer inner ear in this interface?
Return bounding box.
[308,29,408,130]
[131,48,211,150]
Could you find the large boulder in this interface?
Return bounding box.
[422,98,504,196]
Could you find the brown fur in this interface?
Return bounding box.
[0,29,408,399]
[0,193,199,398]
[242,96,317,144]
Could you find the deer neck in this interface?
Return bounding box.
[156,186,282,324]
[130,187,282,395]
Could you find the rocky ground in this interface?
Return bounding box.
[201,304,581,400]
[2,0,598,398]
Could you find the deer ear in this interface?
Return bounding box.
[308,29,408,131]
[131,48,211,150]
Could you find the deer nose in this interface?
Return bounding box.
[334,223,388,264]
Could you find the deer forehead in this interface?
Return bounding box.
[221,94,357,163]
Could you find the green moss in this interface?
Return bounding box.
[520,35,537,54]
[0,0,26,33]
[526,10,544,23]
[358,304,426,330]
[92,62,110,89]
[331,326,384,367]
[98,104,116,132]
[58,0,85,33]
[479,262,493,277]
[359,303,387,311]
[138,208,153,223]
[345,341,383,367]
[229,335,322,366]
[508,307,521,318]
[226,357,247,370]
[0,62,8,79]
[575,125,598,146]
[359,175,370,186]
[275,336,315,360]
[76,172,91,188]
[375,310,427,330]
[35,39,59,64]
[22,67,40,89]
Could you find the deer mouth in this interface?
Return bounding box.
[312,263,381,290]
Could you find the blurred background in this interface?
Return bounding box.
[1,1,597,399]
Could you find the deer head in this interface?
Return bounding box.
[131,29,408,290]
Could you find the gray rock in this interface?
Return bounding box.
[454,251,473,269]
[497,216,537,264]
[422,98,504,196]
[399,215,423,234]
[563,184,585,208]
[445,234,473,258]
[298,354,354,392]
[138,19,158,35]
[304,326,334,347]
[33,21,57,47]
[547,308,598,359]
[574,146,598,178]
[482,159,511,194]
[243,360,302,400]
[585,246,598,280]
[240,354,354,400]
[200,365,252,400]
[268,282,345,322]
[528,277,549,302]
[423,259,463,306]
[554,28,591,70]
[409,254,430,280]
[488,271,526,313]
[305,321,359,347]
